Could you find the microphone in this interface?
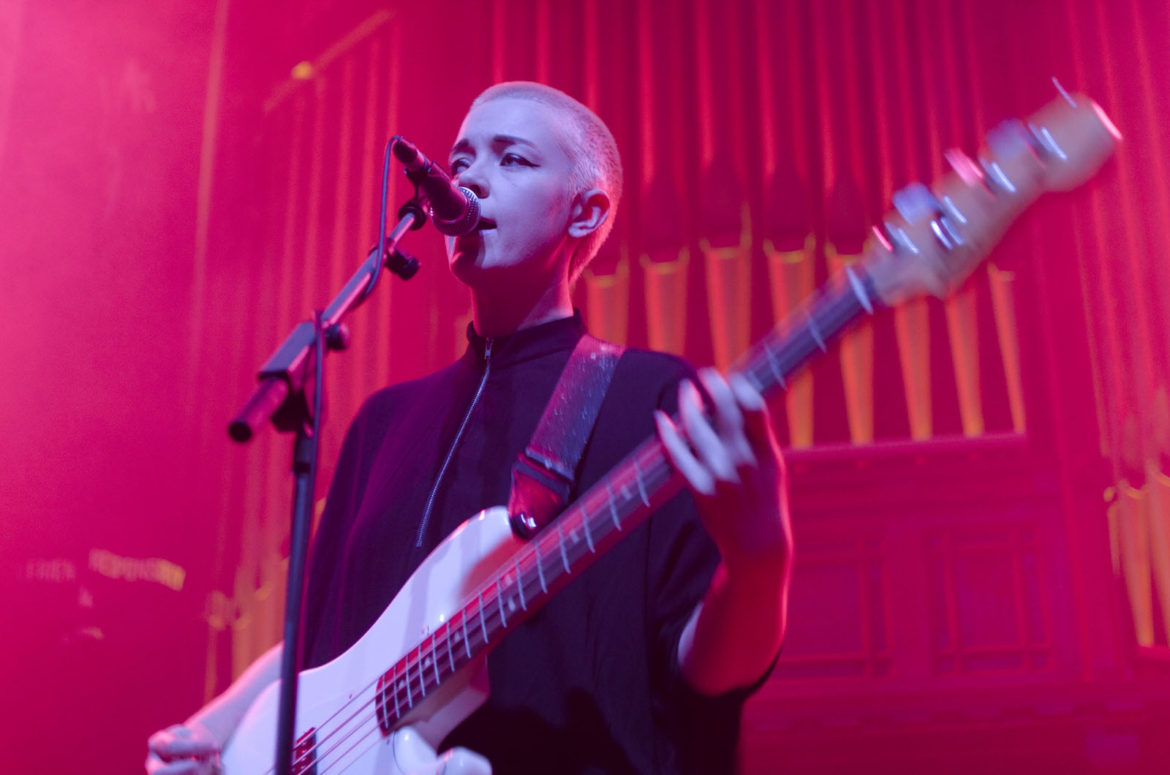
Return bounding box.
[391,136,481,236]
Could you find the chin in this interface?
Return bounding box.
[452,256,535,296]
[449,247,481,275]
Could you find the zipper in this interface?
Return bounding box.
[414,338,494,548]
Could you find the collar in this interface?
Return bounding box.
[464,310,586,368]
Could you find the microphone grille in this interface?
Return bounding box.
[433,187,481,236]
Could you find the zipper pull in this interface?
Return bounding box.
[484,338,494,365]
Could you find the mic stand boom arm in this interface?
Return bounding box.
[228,209,423,442]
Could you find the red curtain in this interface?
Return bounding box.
[4,2,1170,771]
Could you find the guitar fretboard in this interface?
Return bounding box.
[374,266,882,732]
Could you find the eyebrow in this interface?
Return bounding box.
[449,134,539,159]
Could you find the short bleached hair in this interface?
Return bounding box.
[471,82,623,283]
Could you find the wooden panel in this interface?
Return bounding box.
[776,534,891,680]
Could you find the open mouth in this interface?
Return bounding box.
[476,217,497,231]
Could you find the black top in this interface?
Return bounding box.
[303,313,755,774]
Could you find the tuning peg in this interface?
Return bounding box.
[979,119,1042,196]
[892,182,941,224]
[945,148,984,187]
[1029,122,1069,162]
[1052,76,1077,108]
[881,220,920,255]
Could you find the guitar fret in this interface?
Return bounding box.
[461,609,471,658]
[742,369,766,395]
[632,458,650,506]
[807,313,827,351]
[762,336,787,388]
[404,660,413,708]
[392,662,401,718]
[478,592,488,644]
[431,631,440,685]
[605,480,622,530]
[535,543,548,593]
[446,621,456,673]
[581,506,595,553]
[515,560,527,610]
[497,581,507,628]
[845,266,874,313]
[417,649,426,698]
[557,522,571,573]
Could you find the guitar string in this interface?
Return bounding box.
[297,713,378,775]
[293,701,381,775]
[266,288,864,774]
[314,719,382,775]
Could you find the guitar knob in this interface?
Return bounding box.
[890,183,964,254]
[892,182,941,224]
[881,220,920,255]
[509,511,540,539]
[979,119,1040,196]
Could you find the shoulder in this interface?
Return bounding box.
[611,346,700,409]
[616,347,696,378]
[345,357,469,438]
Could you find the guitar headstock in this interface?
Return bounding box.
[867,91,1120,306]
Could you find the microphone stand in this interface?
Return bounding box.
[228,139,428,775]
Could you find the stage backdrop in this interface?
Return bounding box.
[2,0,1170,772]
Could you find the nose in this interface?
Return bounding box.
[454,159,488,199]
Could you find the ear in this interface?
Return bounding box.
[567,188,611,239]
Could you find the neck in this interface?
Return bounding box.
[470,274,574,338]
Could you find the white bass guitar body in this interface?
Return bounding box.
[221,506,521,775]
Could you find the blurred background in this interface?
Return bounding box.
[2,0,1169,772]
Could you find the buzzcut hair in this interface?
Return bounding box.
[471,81,623,283]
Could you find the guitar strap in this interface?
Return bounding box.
[507,334,625,539]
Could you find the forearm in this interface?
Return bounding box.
[677,558,790,696]
[187,642,284,745]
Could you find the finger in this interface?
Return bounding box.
[147,755,207,775]
[159,737,219,759]
[697,368,743,438]
[729,374,781,462]
[678,380,738,483]
[655,409,715,496]
[699,368,759,467]
[148,725,194,757]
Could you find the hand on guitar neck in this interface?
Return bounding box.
[655,370,792,695]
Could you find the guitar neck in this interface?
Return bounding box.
[372,264,882,731]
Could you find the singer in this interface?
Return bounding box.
[147,82,792,775]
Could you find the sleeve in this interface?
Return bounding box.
[644,360,777,771]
